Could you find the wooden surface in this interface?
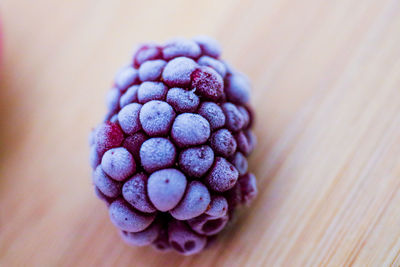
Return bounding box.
[1,0,400,266]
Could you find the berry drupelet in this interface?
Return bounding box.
[90,36,257,255]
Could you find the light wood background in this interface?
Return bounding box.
[1,0,400,266]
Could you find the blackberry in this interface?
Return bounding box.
[89,36,257,255]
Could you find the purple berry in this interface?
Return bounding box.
[238,173,257,205]
[210,129,237,157]
[222,102,245,132]
[205,157,239,192]
[139,100,176,136]
[109,199,155,232]
[138,60,166,82]
[147,169,187,211]
[122,132,148,162]
[188,214,229,236]
[198,102,226,130]
[225,74,250,105]
[89,146,101,169]
[118,103,142,135]
[120,220,161,247]
[229,152,248,175]
[101,147,136,181]
[133,44,162,67]
[137,81,168,104]
[198,56,226,78]
[193,35,222,58]
[191,66,224,101]
[162,57,197,87]
[119,85,139,108]
[171,113,210,147]
[115,65,139,91]
[122,173,156,213]
[205,195,228,217]
[166,87,200,113]
[168,220,207,255]
[94,122,124,155]
[140,137,176,173]
[91,37,258,255]
[244,129,257,155]
[162,38,201,60]
[170,181,211,220]
[238,106,250,129]
[179,145,214,177]
[106,88,121,113]
[235,131,250,155]
[93,166,121,198]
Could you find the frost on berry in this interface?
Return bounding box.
[90,36,257,255]
[205,157,239,192]
[120,85,139,108]
[193,35,222,58]
[94,122,124,155]
[101,147,136,181]
[170,181,211,220]
[93,166,121,198]
[171,113,210,147]
[123,173,156,213]
[139,60,166,82]
[198,102,226,131]
[139,100,176,136]
[137,81,168,104]
[198,56,226,78]
[118,103,142,135]
[140,137,176,173]
[166,87,199,113]
[115,65,139,91]
[191,66,224,101]
[134,44,162,67]
[109,199,155,232]
[162,57,197,87]
[162,38,201,60]
[178,145,214,178]
[210,129,237,157]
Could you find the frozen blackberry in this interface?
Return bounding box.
[89,36,258,255]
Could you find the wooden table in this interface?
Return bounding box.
[1,0,400,266]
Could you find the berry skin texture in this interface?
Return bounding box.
[139,100,176,136]
[109,199,155,232]
[210,129,237,157]
[90,36,257,255]
[166,87,200,113]
[171,113,210,147]
[178,145,214,178]
[122,173,156,213]
[205,157,239,192]
[137,81,168,104]
[140,137,176,173]
[170,181,211,220]
[191,66,224,101]
[162,57,197,87]
[198,102,226,130]
[94,122,124,155]
[101,147,136,181]
[147,169,187,212]
[118,103,142,135]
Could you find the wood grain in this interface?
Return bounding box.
[1,0,400,266]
